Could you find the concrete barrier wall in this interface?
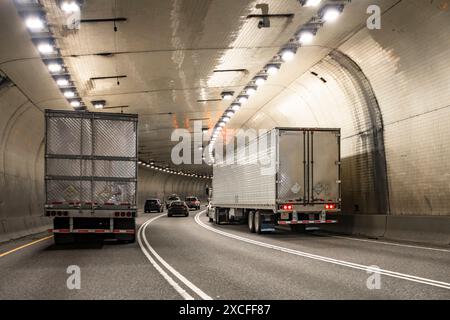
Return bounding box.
[0,83,50,242]
[323,214,450,246]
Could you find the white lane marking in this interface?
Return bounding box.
[195,211,450,290]
[140,214,213,300]
[329,235,450,253]
[137,215,194,300]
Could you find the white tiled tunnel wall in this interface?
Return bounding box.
[340,1,450,216]
[242,0,450,217]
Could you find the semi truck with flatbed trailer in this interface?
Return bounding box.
[44,110,138,244]
[210,128,341,233]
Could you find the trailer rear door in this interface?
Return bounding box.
[277,129,340,205]
[277,130,306,203]
[309,130,340,204]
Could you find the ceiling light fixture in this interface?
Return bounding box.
[56,77,70,87]
[299,0,322,7]
[37,42,55,55]
[69,100,81,108]
[231,103,241,111]
[254,76,267,86]
[92,100,106,109]
[238,95,249,103]
[320,5,344,22]
[47,62,63,73]
[60,1,80,13]
[245,86,257,95]
[63,90,75,98]
[266,64,281,75]
[280,47,297,61]
[298,29,316,44]
[221,91,234,100]
[25,16,45,31]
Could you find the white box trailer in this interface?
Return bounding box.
[211,128,341,233]
[44,110,138,244]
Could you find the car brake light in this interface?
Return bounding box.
[325,204,336,210]
[281,204,293,211]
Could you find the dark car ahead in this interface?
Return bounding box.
[167,201,189,217]
[185,196,200,210]
[165,195,181,209]
[144,199,163,213]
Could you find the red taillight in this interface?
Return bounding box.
[281,204,293,211]
[325,204,336,210]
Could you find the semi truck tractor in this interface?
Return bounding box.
[44,110,138,244]
[211,128,341,233]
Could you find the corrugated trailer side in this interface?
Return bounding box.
[211,127,341,234]
[213,129,277,209]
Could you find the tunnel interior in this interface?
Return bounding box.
[0,0,449,244]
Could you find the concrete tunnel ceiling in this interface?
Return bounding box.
[1,0,450,241]
[1,0,400,176]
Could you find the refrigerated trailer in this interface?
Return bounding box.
[211,128,341,233]
[44,110,138,244]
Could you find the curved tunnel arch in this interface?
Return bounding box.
[1,0,449,244]
[241,49,389,216]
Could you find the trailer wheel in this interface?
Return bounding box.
[128,235,136,243]
[117,234,136,244]
[214,209,220,225]
[290,225,306,233]
[248,211,255,233]
[54,233,74,245]
[255,211,263,234]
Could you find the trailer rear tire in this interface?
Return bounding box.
[290,225,306,233]
[255,211,262,234]
[214,210,220,225]
[248,211,255,233]
[54,233,74,245]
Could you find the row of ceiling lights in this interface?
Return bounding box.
[137,161,212,179]
[18,1,209,179]
[207,0,348,163]
[15,0,108,110]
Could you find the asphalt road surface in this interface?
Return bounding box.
[1,208,449,299]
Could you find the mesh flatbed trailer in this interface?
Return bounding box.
[44,110,138,244]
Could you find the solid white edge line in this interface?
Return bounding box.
[137,215,194,300]
[330,235,450,253]
[195,211,450,290]
[141,213,213,300]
